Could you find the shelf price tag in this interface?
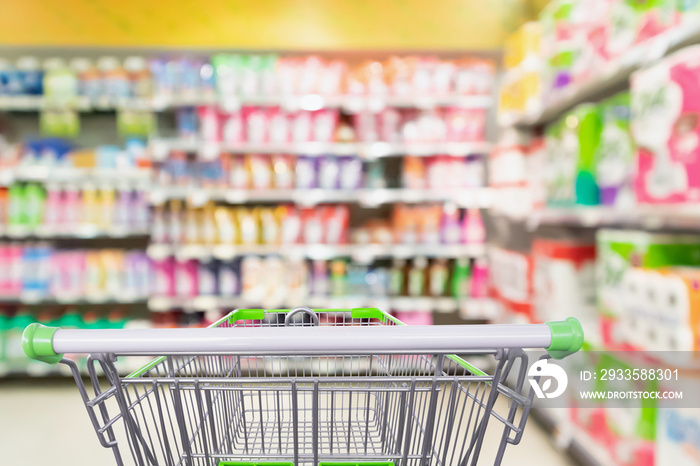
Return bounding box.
[367,96,386,113]
[343,95,364,113]
[221,96,241,113]
[188,189,209,207]
[150,140,170,161]
[199,141,221,161]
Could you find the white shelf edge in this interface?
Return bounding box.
[0,166,152,187]
[146,243,486,261]
[506,205,700,230]
[0,93,492,113]
[147,139,492,158]
[0,296,148,305]
[147,295,494,315]
[148,187,493,208]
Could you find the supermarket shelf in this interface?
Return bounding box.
[0,295,148,306]
[531,407,617,466]
[0,225,150,239]
[149,187,493,208]
[0,166,151,187]
[500,21,700,127]
[147,243,486,261]
[522,205,700,230]
[0,93,492,113]
[148,139,492,160]
[148,294,495,317]
[0,95,93,111]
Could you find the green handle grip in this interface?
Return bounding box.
[545,317,584,359]
[22,323,63,364]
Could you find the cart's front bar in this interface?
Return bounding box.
[23,316,583,361]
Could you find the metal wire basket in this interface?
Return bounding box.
[22,307,583,466]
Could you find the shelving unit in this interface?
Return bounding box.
[493,9,700,466]
[0,51,495,386]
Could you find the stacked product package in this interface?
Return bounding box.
[500,0,699,117]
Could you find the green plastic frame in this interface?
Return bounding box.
[22,323,62,364]
[218,462,294,466]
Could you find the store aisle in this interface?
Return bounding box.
[0,379,575,465]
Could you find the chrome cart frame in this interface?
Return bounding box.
[22,307,583,466]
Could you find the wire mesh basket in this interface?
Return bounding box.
[22,307,583,466]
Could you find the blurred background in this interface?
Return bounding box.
[1,0,699,465]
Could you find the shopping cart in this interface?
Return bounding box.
[22,307,583,466]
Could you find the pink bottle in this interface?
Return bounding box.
[462,209,485,244]
[441,204,462,244]
[49,251,68,298]
[153,257,175,296]
[7,244,23,296]
[62,185,81,232]
[68,251,87,298]
[175,259,198,297]
[395,310,433,325]
[0,243,9,295]
[44,185,63,233]
[470,258,488,299]
[197,106,221,143]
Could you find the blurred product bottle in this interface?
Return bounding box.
[311,260,328,296]
[463,208,485,244]
[43,58,78,103]
[428,259,449,297]
[70,58,101,102]
[470,258,489,299]
[330,260,346,296]
[0,311,9,375]
[97,57,130,102]
[6,310,34,371]
[451,258,472,298]
[389,259,406,296]
[218,260,239,297]
[8,183,25,227]
[124,56,152,99]
[407,257,427,297]
[17,56,43,96]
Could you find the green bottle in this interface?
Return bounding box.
[330,260,346,297]
[0,312,9,375]
[24,183,46,229]
[8,183,25,227]
[7,311,35,372]
[451,258,472,299]
[389,259,406,296]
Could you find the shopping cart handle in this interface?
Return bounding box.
[23,317,584,363]
[22,323,62,364]
[545,317,584,359]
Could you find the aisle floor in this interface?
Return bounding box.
[0,379,576,465]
